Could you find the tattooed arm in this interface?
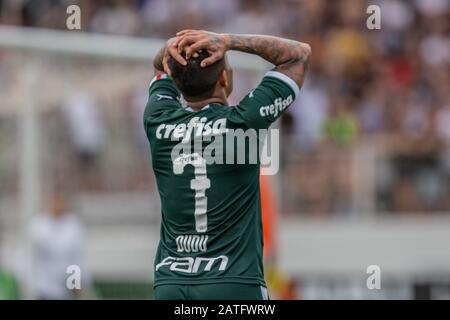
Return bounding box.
[225,34,311,88]
[176,30,311,88]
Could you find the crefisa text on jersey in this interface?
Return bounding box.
[174,304,276,317]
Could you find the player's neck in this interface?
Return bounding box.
[185,94,228,111]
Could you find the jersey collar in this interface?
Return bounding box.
[185,104,210,112]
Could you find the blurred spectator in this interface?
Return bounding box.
[323,101,359,147]
[90,0,140,35]
[289,76,330,151]
[63,93,106,190]
[29,193,90,299]
[437,104,450,174]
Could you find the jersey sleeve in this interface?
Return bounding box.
[144,73,183,119]
[229,70,300,129]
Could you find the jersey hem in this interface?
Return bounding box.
[154,277,266,288]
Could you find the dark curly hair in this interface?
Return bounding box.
[168,50,225,98]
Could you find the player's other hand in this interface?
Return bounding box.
[176,30,228,67]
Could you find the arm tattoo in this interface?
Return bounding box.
[225,34,311,88]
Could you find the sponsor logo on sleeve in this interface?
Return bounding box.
[259,95,293,118]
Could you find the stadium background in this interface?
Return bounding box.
[0,0,449,299]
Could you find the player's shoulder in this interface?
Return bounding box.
[258,70,300,98]
[148,73,182,101]
[145,73,185,120]
[144,103,186,124]
[226,71,301,130]
[237,70,301,114]
[149,73,174,88]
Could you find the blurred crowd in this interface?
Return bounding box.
[0,0,449,214]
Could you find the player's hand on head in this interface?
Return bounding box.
[176,30,228,67]
[162,36,187,75]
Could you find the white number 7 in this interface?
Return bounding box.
[173,153,210,233]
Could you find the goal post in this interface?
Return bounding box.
[0,26,269,69]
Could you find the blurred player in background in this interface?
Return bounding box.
[29,193,91,300]
[144,30,311,300]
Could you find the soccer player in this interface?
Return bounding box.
[144,30,311,300]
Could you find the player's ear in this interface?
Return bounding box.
[224,68,233,97]
[218,69,228,88]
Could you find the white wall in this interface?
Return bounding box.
[279,215,450,278]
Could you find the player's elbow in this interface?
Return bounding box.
[296,42,311,61]
[287,42,311,65]
[302,43,312,58]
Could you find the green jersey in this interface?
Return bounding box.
[144,71,299,288]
